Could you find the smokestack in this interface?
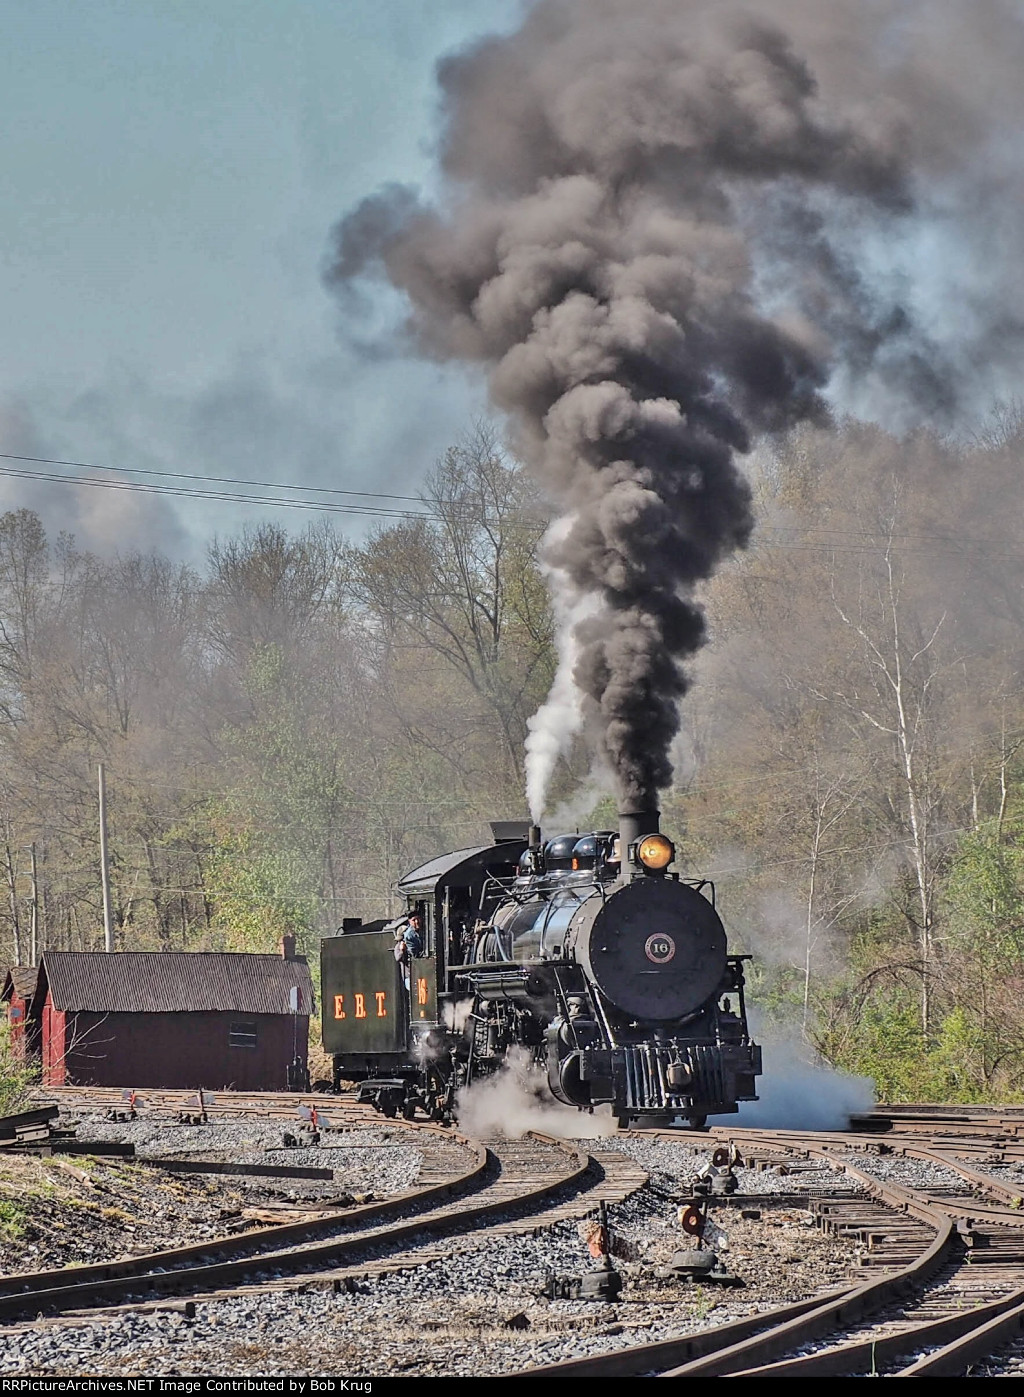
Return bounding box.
[619,807,660,867]
[529,824,542,849]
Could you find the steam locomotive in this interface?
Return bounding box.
[320,811,761,1129]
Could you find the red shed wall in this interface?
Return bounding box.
[51,1011,308,1090]
[42,996,67,1086]
[6,994,27,1057]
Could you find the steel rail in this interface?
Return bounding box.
[514,1136,952,1380]
[499,1288,856,1378]
[152,1157,337,1181]
[853,1105,1024,1140]
[731,1288,1024,1377]
[660,1148,953,1378]
[0,1132,596,1323]
[0,1105,60,1136]
[897,1291,1024,1376]
[42,1088,1024,1373]
[798,1130,1024,1212]
[683,1127,1024,1379]
[0,1129,487,1312]
[34,1085,369,1123]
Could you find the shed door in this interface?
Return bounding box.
[43,1000,66,1085]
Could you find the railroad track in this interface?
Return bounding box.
[854,1103,1024,1138]
[517,1113,1024,1378]
[17,1090,1024,1375]
[4,1088,647,1325]
[36,1083,374,1124]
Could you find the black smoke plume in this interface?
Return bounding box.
[326,0,1024,812]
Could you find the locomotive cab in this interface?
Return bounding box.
[322,824,528,1110]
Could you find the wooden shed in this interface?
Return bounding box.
[1,966,40,1060]
[32,944,314,1091]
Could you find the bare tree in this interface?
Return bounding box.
[822,493,954,1035]
[345,430,553,791]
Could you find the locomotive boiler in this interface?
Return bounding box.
[320,810,761,1129]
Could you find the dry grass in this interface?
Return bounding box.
[307,1037,333,1085]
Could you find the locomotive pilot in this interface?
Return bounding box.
[404,912,424,958]
[393,912,424,990]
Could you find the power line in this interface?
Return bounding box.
[703,821,978,880]
[0,452,425,505]
[0,449,1018,553]
[757,524,1004,547]
[0,451,546,532]
[0,457,544,531]
[0,462,427,521]
[0,463,1008,558]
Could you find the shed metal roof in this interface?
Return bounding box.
[39,951,314,1016]
[2,966,39,1002]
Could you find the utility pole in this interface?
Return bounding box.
[98,763,114,953]
[29,842,38,966]
[4,841,21,965]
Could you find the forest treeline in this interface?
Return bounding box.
[0,432,553,966]
[3,416,1024,1102]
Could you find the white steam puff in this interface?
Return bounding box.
[733,1028,875,1131]
[524,517,597,819]
[442,998,476,1034]
[456,1047,617,1140]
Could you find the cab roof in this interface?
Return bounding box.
[397,841,527,897]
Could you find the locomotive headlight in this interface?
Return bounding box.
[637,833,675,870]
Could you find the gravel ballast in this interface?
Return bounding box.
[0,1113,863,1377]
[69,1111,455,1193]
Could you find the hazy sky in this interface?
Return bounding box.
[6,1,1023,564]
[0,0,523,558]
